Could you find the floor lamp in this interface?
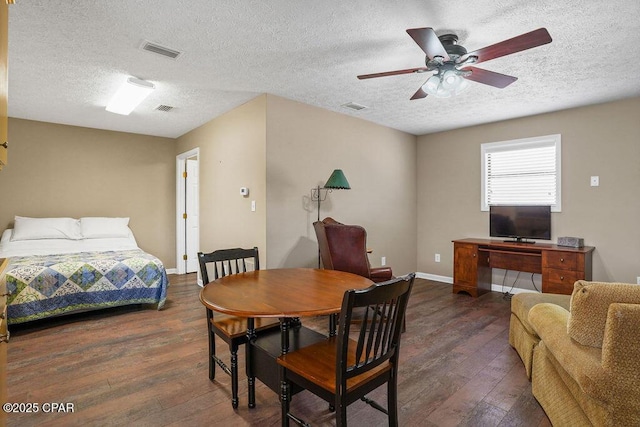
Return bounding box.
[311,169,350,267]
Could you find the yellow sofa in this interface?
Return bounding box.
[527,281,640,426]
[509,291,571,379]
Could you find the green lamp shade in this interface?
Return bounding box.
[324,169,351,189]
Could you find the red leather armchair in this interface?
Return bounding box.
[313,217,393,283]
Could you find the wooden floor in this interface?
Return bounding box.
[6,274,551,427]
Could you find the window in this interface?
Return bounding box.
[481,134,561,212]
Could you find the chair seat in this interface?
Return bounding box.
[212,314,280,339]
[277,336,392,394]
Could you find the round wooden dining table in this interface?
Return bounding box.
[199,267,374,408]
[199,267,374,318]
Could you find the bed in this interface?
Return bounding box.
[0,216,168,325]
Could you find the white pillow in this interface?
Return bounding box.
[80,217,130,239]
[11,216,83,241]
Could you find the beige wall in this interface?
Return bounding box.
[0,118,176,266]
[176,95,267,265]
[9,95,636,286]
[417,97,640,286]
[265,95,418,274]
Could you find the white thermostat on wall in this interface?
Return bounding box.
[240,187,249,197]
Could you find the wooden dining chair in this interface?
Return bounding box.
[198,247,280,409]
[277,273,415,426]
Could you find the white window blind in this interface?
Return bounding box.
[481,134,561,211]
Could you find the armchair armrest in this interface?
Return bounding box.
[370,267,393,282]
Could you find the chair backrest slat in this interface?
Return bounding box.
[198,247,259,284]
[337,274,415,384]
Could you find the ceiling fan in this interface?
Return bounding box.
[358,27,552,99]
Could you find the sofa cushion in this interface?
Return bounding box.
[568,281,640,348]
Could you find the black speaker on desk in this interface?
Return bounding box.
[557,236,584,248]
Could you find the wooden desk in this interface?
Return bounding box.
[452,239,595,297]
[199,268,373,407]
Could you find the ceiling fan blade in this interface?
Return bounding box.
[410,86,428,100]
[406,27,450,61]
[462,28,552,65]
[462,66,518,88]
[357,67,429,80]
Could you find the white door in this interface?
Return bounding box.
[185,159,199,273]
[176,148,200,277]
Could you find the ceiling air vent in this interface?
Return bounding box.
[140,40,182,60]
[341,102,368,111]
[155,105,174,112]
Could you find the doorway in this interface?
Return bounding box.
[176,148,200,277]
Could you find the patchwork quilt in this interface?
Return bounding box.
[5,249,168,324]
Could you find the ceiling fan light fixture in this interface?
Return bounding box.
[423,75,440,93]
[445,70,470,95]
[422,70,469,98]
[441,71,461,90]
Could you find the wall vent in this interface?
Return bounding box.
[140,41,182,60]
[155,105,174,112]
[341,102,368,111]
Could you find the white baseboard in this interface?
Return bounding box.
[416,272,453,284]
[165,268,204,286]
[169,269,542,294]
[416,272,539,294]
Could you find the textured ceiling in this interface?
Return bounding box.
[7,0,640,138]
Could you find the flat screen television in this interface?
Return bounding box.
[489,205,551,243]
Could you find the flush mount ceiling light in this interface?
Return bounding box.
[105,77,155,115]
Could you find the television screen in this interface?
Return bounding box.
[489,205,551,242]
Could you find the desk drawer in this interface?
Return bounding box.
[488,250,542,274]
[543,269,581,294]
[544,252,578,270]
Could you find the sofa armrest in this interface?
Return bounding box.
[529,303,604,396]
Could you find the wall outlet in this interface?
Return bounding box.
[637,276,640,285]
[435,253,441,263]
[590,176,599,187]
[381,256,386,266]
